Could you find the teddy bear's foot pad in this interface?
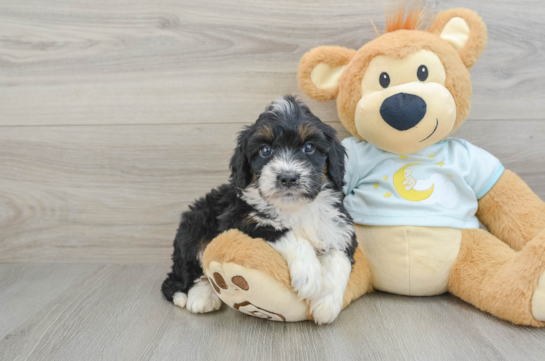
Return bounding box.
[532,271,545,321]
[205,261,309,322]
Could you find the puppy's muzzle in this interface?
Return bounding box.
[278,173,300,188]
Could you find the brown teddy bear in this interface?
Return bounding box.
[202,6,545,326]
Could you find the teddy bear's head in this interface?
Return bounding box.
[298,7,487,155]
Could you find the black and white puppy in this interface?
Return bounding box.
[162,95,357,324]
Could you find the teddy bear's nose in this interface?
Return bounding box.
[380,93,427,131]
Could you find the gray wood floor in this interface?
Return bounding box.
[1,0,545,360]
[1,264,545,361]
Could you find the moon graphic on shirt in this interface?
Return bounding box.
[393,163,434,202]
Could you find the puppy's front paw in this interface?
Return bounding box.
[309,290,343,325]
[187,277,222,314]
[289,260,322,301]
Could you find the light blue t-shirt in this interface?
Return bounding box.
[342,137,504,229]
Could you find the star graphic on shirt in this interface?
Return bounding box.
[399,155,408,159]
[436,161,445,168]
[383,176,389,180]
[383,192,392,198]
[373,183,379,189]
[428,154,435,158]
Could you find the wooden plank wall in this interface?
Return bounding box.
[0,0,544,263]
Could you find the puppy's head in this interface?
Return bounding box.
[230,95,345,210]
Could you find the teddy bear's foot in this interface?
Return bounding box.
[186,276,222,314]
[450,229,545,326]
[526,229,545,322]
[202,229,374,322]
[532,271,545,321]
[202,229,310,322]
[205,261,309,321]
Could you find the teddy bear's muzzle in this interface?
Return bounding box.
[380,92,427,131]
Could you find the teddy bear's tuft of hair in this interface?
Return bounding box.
[385,1,431,33]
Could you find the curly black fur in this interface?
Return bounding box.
[162,95,355,302]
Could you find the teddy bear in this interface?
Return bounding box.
[201,6,545,326]
[402,168,416,191]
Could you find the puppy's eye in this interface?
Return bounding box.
[417,65,428,81]
[302,143,315,154]
[379,72,390,88]
[259,145,272,157]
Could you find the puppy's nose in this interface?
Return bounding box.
[380,93,427,131]
[278,174,299,188]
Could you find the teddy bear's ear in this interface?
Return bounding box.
[298,46,356,102]
[428,8,487,69]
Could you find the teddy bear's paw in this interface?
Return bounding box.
[205,261,309,322]
[172,292,188,309]
[532,270,545,321]
[186,276,222,314]
[309,289,344,325]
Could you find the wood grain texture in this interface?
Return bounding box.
[1,0,545,126]
[0,1,544,263]
[0,120,543,263]
[1,264,544,361]
[0,0,544,263]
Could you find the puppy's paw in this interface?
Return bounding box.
[187,278,222,314]
[289,260,322,301]
[309,290,343,325]
[309,249,352,324]
[172,292,188,309]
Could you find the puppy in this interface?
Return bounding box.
[162,95,357,324]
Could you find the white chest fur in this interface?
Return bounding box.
[241,186,353,252]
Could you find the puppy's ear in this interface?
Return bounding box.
[229,126,253,190]
[298,46,356,102]
[428,9,487,69]
[324,127,347,191]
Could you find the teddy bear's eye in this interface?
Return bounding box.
[417,65,428,81]
[379,72,390,88]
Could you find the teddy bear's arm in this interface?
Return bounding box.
[476,170,545,251]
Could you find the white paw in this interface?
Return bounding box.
[289,259,322,301]
[173,292,188,309]
[309,249,351,325]
[309,290,343,325]
[187,278,222,314]
[267,232,323,302]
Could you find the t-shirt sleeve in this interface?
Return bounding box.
[462,140,505,199]
[342,137,360,196]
